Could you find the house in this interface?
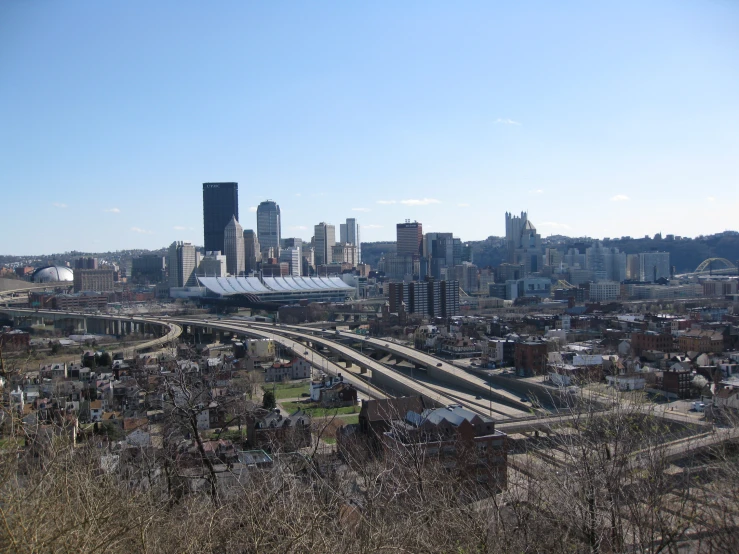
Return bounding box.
[89,400,103,421]
[714,388,739,411]
[311,374,358,407]
[380,405,508,491]
[358,396,427,438]
[606,374,646,391]
[201,439,238,464]
[246,409,311,451]
[264,358,311,382]
[318,381,358,408]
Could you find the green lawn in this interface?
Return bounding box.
[262,381,310,400]
[281,401,359,417]
[342,414,359,425]
[322,437,337,445]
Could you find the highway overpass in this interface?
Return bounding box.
[245,321,536,414]
[0,308,182,355]
[170,317,498,417]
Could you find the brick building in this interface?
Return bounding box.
[73,269,114,292]
[631,331,673,356]
[661,369,692,399]
[514,341,548,377]
[678,329,725,353]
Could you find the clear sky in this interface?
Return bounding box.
[1,1,737,255]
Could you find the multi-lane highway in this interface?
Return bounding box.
[244,321,533,416]
[169,317,500,416]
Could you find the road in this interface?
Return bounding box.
[169,317,492,416]
[231,324,388,401]
[248,322,532,414]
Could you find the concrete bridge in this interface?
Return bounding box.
[0,308,182,354]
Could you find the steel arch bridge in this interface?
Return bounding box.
[694,258,737,273]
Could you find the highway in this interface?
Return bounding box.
[246,321,532,416]
[0,307,183,356]
[169,317,497,417]
[227,324,389,401]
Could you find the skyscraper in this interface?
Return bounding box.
[256,200,281,257]
[243,229,261,274]
[314,222,336,266]
[505,211,543,274]
[340,218,361,263]
[203,182,239,253]
[396,220,423,257]
[168,241,198,287]
[224,216,245,275]
[639,252,670,282]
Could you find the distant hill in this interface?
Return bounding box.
[467,232,739,273]
[362,232,739,274]
[360,241,396,269]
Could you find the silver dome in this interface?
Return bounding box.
[31,266,74,283]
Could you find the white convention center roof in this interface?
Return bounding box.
[197,276,354,297]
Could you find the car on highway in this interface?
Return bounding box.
[475,395,483,400]
[520,397,529,403]
[436,363,442,367]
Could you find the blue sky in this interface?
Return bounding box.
[1,1,737,254]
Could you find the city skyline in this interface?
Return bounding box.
[1,1,738,254]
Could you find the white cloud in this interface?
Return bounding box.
[104,207,121,213]
[352,208,371,212]
[289,225,308,231]
[173,226,187,231]
[539,221,572,230]
[400,198,441,206]
[364,224,383,229]
[706,196,716,202]
[295,193,302,197]
[610,194,630,202]
[52,202,68,208]
[495,118,521,126]
[458,203,470,208]
[376,200,397,205]
[248,206,258,212]
[130,227,153,235]
[528,189,544,195]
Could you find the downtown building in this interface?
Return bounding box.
[388,278,460,318]
[168,241,198,288]
[130,254,166,284]
[279,247,302,277]
[638,252,671,282]
[424,232,462,280]
[197,251,227,277]
[257,200,281,258]
[332,243,359,268]
[585,241,627,282]
[313,222,336,266]
[505,211,543,274]
[224,216,245,276]
[73,269,114,293]
[202,182,238,253]
[243,229,261,274]
[339,218,361,263]
[397,220,423,256]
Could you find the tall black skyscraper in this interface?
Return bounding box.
[202,182,239,253]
